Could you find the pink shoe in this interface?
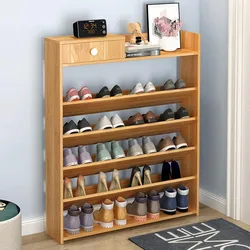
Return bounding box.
[79,86,92,100]
[65,88,80,102]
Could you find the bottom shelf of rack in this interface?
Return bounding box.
[63,209,197,241]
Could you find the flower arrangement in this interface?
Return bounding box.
[154,17,183,37]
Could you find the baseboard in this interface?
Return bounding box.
[22,216,45,236]
[200,188,227,214]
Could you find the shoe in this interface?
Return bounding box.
[80,203,94,232]
[63,148,78,167]
[64,177,73,199]
[173,134,188,149]
[97,172,108,193]
[74,175,86,197]
[159,108,175,122]
[128,113,144,126]
[130,83,144,94]
[143,111,157,123]
[142,136,157,154]
[78,118,92,132]
[96,143,112,162]
[147,190,160,219]
[129,167,142,187]
[94,199,114,228]
[177,185,189,212]
[111,85,123,97]
[175,79,186,89]
[94,115,113,130]
[111,141,125,159]
[110,114,125,128]
[78,86,92,100]
[161,79,175,91]
[157,137,176,152]
[175,107,190,119]
[78,146,92,164]
[142,165,152,185]
[114,197,127,225]
[171,161,181,179]
[65,88,80,102]
[64,205,81,234]
[161,161,171,181]
[109,169,121,191]
[160,187,177,215]
[63,120,79,134]
[96,86,110,98]
[127,192,147,221]
[128,139,143,157]
[144,82,156,93]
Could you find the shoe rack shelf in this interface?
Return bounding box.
[45,30,200,244]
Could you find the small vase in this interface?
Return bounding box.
[160,36,178,52]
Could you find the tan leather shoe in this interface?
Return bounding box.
[173,134,188,149]
[128,113,144,126]
[114,197,127,225]
[94,199,114,228]
[143,111,157,123]
[109,169,121,191]
[157,137,176,152]
[74,175,86,197]
[64,177,73,199]
[97,172,108,193]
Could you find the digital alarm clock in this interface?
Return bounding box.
[73,19,107,38]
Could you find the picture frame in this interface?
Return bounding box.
[146,2,181,48]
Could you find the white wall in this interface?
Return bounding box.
[0,0,200,227]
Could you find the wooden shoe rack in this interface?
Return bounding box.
[45,31,200,244]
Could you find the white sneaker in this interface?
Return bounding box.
[94,115,113,130]
[127,139,143,157]
[110,114,125,128]
[130,83,144,94]
[144,82,156,93]
[142,136,157,154]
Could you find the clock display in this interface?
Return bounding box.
[83,23,98,34]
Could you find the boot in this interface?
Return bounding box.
[147,190,160,219]
[109,169,121,191]
[114,197,127,226]
[160,187,177,215]
[64,177,73,199]
[97,172,108,193]
[142,165,152,185]
[80,203,94,232]
[74,175,86,197]
[64,205,80,234]
[127,192,147,222]
[94,199,114,228]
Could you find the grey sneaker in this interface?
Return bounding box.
[96,143,112,162]
[78,146,93,164]
[147,190,160,219]
[64,205,81,235]
[111,141,125,159]
[177,185,189,212]
[161,79,175,90]
[127,139,143,157]
[175,79,186,89]
[80,203,94,232]
[142,136,157,154]
[160,187,177,215]
[63,148,78,167]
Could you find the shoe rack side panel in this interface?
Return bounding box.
[45,39,64,244]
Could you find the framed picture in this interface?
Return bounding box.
[146,3,181,48]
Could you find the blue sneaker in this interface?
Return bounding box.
[160,187,177,215]
[177,185,189,212]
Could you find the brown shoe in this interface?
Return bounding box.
[128,113,144,126]
[173,134,188,149]
[74,175,86,197]
[114,197,127,225]
[143,111,157,123]
[157,137,176,152]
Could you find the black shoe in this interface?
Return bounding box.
[96,86,110,98]
[171,161,181,179]
[142,165,152,184]
[110,85,122,97]
[63,120,79,135]
[78,118,92,133]
[175,107,190,119]
[129,167,142,187]
[159,108,175,122]
[161,162,171,181]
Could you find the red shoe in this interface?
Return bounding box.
[65,88,80,102]
[79,86,92,100]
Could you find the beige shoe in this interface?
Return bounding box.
[157,136,176,152]
[109,169,121,191]
[64,177,73,199]
[94,199,114,228]
[74,175,86,197]
[142,165,152,185]
[97,172,108,193]
[114,197,127,225]
[173,134,188,149]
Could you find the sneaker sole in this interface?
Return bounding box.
[64,228,80,234]
[144,149,157,154]
[81,93,92,100]
[94,220,113,228]
[79,159,93,164]
[64,129,79,135]
[147,212,160,219]
[114,219,127,226]
[160,208,176,215]
[112,123,125,128]
[95,125,113,130]
[128,214,147,222]
[66,95,80,102]
[79,127,92,133]
[176,143,188,149]
[177,207,189,213]
[159,145,176,151]
[64,161,78,167]
[80,225,93,232]
[113,154,126,159]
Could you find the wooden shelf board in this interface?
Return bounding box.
[63,117,196,147]
[63,209,197,241]
[63,87,196,117]
[63,147,196,178]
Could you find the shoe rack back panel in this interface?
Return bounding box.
[45,30,200,244]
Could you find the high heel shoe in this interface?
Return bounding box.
[129,167,142,187]
[109,169,121,191]
[75,175,86,197]
[97,172,108,193]
[64,177,73,199]
[142,165,152,185]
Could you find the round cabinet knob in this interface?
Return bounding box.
[91,48,98,56]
